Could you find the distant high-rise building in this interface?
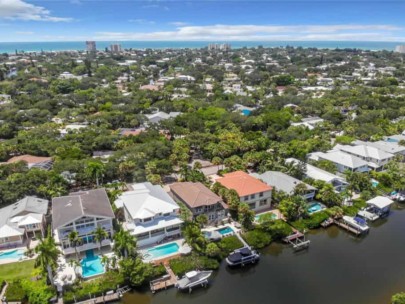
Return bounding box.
[86,41,96,52]
[208,43,231,51]
[395,45,405,54]
[110,44,122,53]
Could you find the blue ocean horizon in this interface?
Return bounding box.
[0,41,401,53]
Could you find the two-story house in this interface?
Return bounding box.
[308,150,369,173]
[117,182,183,247]
[216,171,272,212]
[52,188,115,256]
[0,196,48,249]
[334,144,394,171]
[169,182,228,224]
[251,171,316,201]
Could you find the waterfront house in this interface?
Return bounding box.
[0,196,48,249]
[286,158,348,192]
[169,182,228,224]
[117,182,183,247]
[251,171,316,200]
[366,196,394,217]
[216,171,272,212]
[308,150,369,173]
[6,154,53,170]
[334,144,394,171]
[52,188,115,255]
[353,140,405,157]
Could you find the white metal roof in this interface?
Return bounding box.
[366,196,394,209]
[0,224,24,238]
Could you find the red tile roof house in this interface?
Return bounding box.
[170,182,228,224]
[6,154,53,170]
[216,171,273,213]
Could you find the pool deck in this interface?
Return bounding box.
[140,239,191,263]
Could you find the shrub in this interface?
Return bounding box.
[392,292,405,304]
[205,243,221,258]
[169,254,220,276]
[218,235,244,254]
[243,229,272,249]
[343,199,367,216]
[261,219,293,240]
[291,211,329,231]
[5,280,26,302]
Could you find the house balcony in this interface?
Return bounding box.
[61,239,112,255]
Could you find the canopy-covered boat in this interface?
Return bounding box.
[226,246,260,266]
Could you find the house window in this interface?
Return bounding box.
[250,194,255,199]
[259,192,264,197]
[259,200,267,206]
[244,196,249,201]
[249,203,256,210]
[163,213,171,217]
[142,217,153,223]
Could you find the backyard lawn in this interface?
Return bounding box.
[0,260,36,281]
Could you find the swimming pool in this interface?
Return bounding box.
[241,109,251,116]
[255,213,277,222]
[216,226,234,235]
[146,242,180,259]
[307,202,324,214]
[371,179,379,188]
[0,249,24,260]
[81,250,105,278]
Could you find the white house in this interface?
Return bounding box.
[334,144,394,171]
[52,188,115,255]
[117,183,183,247]
[309,150,369,173]
[286,158,348,192]
[0,197,48,249]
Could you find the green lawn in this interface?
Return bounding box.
[0,260,36,281]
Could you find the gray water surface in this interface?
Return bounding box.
[121,204,405,304]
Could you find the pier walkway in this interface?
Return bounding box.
[333,219,361,236]
[150,264,178,293]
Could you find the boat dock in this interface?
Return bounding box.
[283,231,310,250]
[333,219,362,236]
[321,218,334,228]
[74,286,131,304]
[150,264,178,293]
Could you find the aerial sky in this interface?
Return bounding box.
[1,0,405,42]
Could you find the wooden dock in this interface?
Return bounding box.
[283,231,310,251]
[74,286,131,304]
[150,264,178,293]
[333,219,361,235]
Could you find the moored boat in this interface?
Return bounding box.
[226,246,260,266]
[175,270,213,291]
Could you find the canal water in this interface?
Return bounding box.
[120,204,405,304]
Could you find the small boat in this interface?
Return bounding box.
[175,270,213,291]
[357,209,379,222]
[226,246,260,266]
[343,215,370,233]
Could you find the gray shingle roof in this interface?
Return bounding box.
[52,188,114,229]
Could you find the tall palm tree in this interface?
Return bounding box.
[68,231,81,261]
[35,230,60,286]
[100,255,110,271]
[93,226,108,253]
[85,160,105,187]
[113,229,137,259]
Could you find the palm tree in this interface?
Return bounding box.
[182,222,207,253]
[85,160,105,187]
[93,226,108,253]
[68,231,81,261]
[35,229,60,286]
[113,229,137,259]
[100,255,110,271]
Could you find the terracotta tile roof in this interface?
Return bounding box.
[216,171,272,197]
[7,154,52,164]
[170,182,225,208]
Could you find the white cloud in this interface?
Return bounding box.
[15,30,34,35]
[129,19,156,25]
[142,4,169,11]
[0,0,72,22]
[94,24,405,42]
[169,21,189,27]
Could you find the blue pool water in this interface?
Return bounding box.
[216,226,234,235]
[372,180,379,188]
[386,138,398,143]
[307,202,324,214]
[241,109,252,116]
[0,249,24,260]
[81,250,105,278]
[255,213,277,222]
[147,242,180,259]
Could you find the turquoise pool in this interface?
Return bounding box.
[241,109,252,116]
[372,179,379,188]
[255,213,277,222]
[216,226,234,235]
[81,250,105,278]
[307,202,324,214]
[147,242,180,259]
[0,249,24,260]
